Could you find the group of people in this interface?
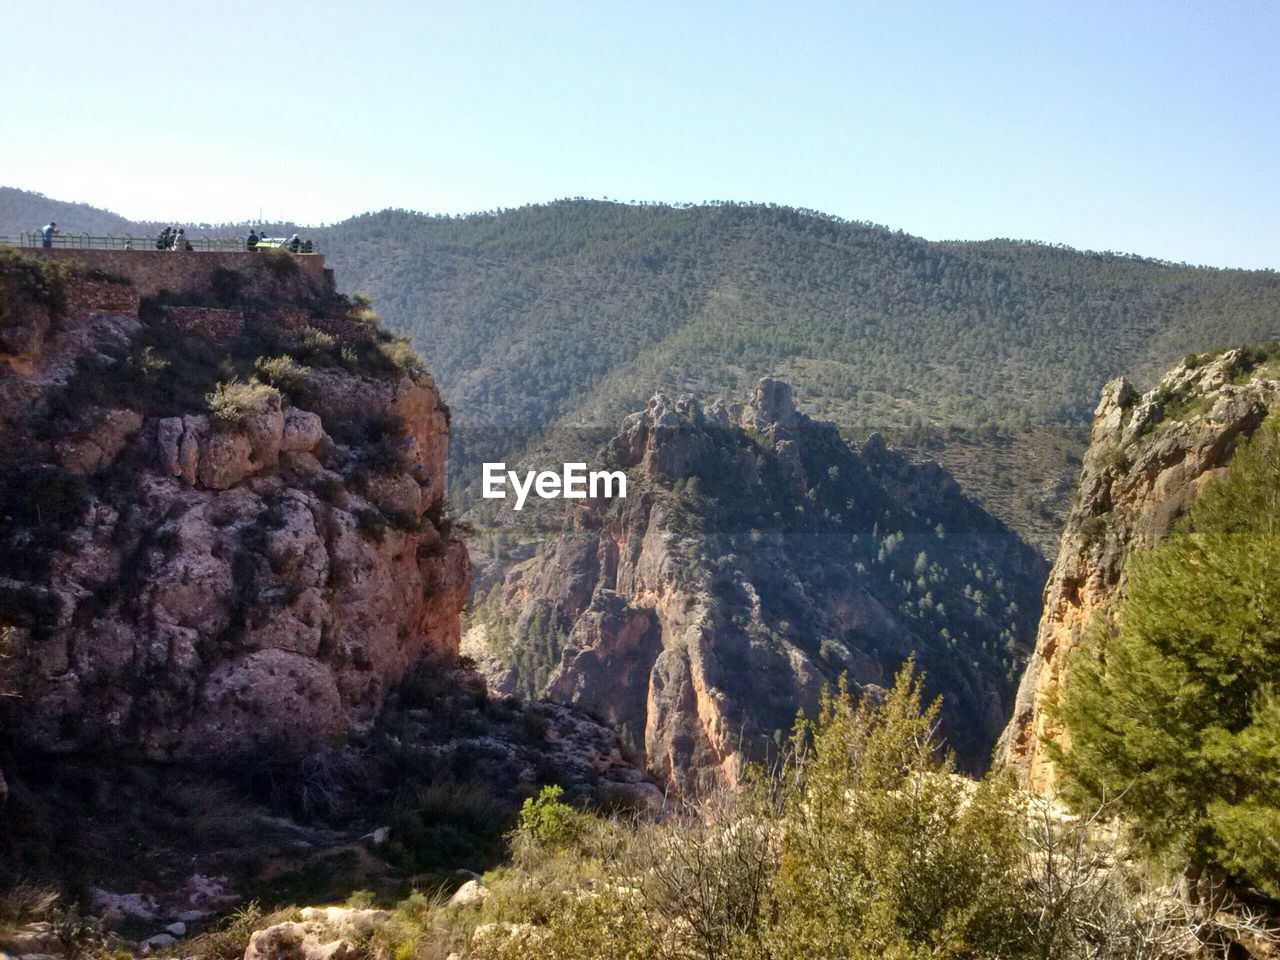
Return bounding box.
[155,226,193,251]
[35,219,313,255]
[246,230,314,254]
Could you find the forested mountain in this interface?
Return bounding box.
[5,189,1278,551]
[466,379,1046,784]
[0,188,150,237]
[0,187,299,244]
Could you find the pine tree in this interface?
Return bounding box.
[1055,418,1280,897]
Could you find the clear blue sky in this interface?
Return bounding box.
[2,1,1276,267]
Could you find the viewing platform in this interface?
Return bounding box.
[5,245,332,299]
[3,232,317,253]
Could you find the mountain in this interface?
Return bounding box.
[317,202,1280,552]
[0,187,149,238]
[0,247,654,900]
[7,188,1280,554]
[999,344,1280,792]
[464,379,1047,788]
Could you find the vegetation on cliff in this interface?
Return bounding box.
[469,382,1045,781]
[1057,416,1280,899]
[9,189,1280,550]
[319,200,1280,551]
[12,666,1255,959]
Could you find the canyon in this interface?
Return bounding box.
[467,378,1047,791]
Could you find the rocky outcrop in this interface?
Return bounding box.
[244,907,389,960]
[998,348,1280,794]
[468,379,1046,792]
[0,252,470,763]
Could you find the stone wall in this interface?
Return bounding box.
[66,277,142,317]
[160,305,244,341]
[20,248,330,300]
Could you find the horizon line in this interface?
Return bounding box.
[4,184,1274,275]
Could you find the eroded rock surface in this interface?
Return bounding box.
[998,348,1280,793]
[468,379,1046,792]
[0,255,469,762]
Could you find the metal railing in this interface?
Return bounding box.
[1,232,319,253]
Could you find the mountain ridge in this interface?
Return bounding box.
[466,377,1047,787]
[6,187,1280,554]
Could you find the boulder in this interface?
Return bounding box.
[365,472,422,519]
[243,922,356,960]
[197,428,254,490]
[56,407,143,472]
[157,417,185,476]
[141,932,177,952]
[449,879,489,907]
[282,407,324,453]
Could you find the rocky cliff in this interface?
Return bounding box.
[467,379,1047,792]
[0,249,470,765]
[999,346,1280,793]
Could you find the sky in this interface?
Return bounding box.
[1,1,1277,268]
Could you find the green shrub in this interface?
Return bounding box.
[254,354,310,395]
[1057,417,1280,899]
[294,327,339,365]
[0,250,69,326]
[514,785,578,849]
[385,780,512,874]
[764,666,1028,959]
[207,378,280,427]
[260,249,301,281]
[376,335,426,377]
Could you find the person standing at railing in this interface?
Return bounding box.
[246,229,259,251]
[40,222,58,248]
[172,228,192,252]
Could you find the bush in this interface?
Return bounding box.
[210,266,247,305]
[0,250,69,326]
[254,355,310,395]
[1057,417,1280,899]
[207,378,280,427]
[385,780,512,874]
[184,902,301,960]
[762,666,1028,959]
[514,785,578,850]
[294,327,339,366]
[260,249,301,281]
[377,335,426,376]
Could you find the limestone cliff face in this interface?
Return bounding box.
[0,252,470,764]
[999,348,1280,794]
[468,379,1046,792]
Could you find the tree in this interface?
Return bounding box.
[764,664,1028,958]
[1056,418,1280,898]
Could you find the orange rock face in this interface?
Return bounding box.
[0,254,469,763]
[998,350,1280,793]
[470,379,1046,793]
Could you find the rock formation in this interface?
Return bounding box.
[999,347,1280,793]
[0,250,469,764]
[467,379,1047,792]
